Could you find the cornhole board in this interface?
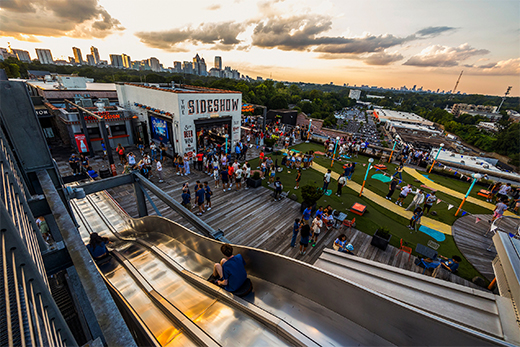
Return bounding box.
[374,164,387,170]
[420,184,435,191]
[350,203,367,216]
[478,189,491,198]
[315,151,326,155]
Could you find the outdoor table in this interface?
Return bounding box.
[416,243,438,260]
[333,212,348,228]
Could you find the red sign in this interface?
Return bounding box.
[74,134,88,153]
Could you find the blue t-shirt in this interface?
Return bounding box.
[302,208,311,221]
[196,188,205,203]
[87,242,108,259]
[316,210,324,219]
[444,259,459,272]
[221,170,228,180]
[222,254,247,292]
[181,192,190,205]
[293,222,300,234]
[205,186,212,199]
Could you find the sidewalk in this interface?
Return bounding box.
[310,162,453,235]
[404,167,516,217]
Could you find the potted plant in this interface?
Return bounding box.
[300,183,323,214]
[264,137,276,152]
[247,171,262,188]
[371,227,392,251]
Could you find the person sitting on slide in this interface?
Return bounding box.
[210,244,248,293]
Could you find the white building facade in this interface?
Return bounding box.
[117,83,242,157]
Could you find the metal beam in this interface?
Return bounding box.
[98,119,115,166]
[28,197,52,218]
[133,178,148,217]
[135,173,229,242]
[36,169,137,347]
[75,174,134,195]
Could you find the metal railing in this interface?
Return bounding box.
[0,127,74,346]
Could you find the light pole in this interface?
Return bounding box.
[359,158,374,197]
[387,140,397,163]
[331,136,340,167]
[455,173,482,216]
[225,134,229,155]
[428,143,444,173]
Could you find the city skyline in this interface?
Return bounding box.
[0,0,519,96]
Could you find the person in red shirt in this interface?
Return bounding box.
[228,164,235,187]
[196,152,204,171]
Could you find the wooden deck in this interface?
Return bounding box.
[52,145,482,290]
[452,214,520,281]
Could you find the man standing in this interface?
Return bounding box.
[196,151,204,171]
[291,219,301,247]
[423,191,437,216]
[204,181,212,211]
[405,189,425,211]
[322,169,332,192]
[155,159,164,183]
[220,166,229,191]
[69,153,80,175]
[386,177,398,201]
[274,177,283,201]
[196,183,206,216]
[310,215,323,247]
[302,206,312,225]
[336,175,347,196]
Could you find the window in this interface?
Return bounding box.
[87,127,101,138]
[110,124,127,136]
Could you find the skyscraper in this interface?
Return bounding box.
[215,56,222,70]
[109,54,124,68]
[35,48,53,65]
[173,61,182,73]
[86,54,96,66]
[11,49,31,63]
[90,46,100,65]
[148,57,161,72]
[122,54,131,69]
[72,47,83,64]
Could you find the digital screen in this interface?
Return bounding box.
[150,116,170,142]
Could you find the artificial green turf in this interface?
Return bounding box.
[418,170,491,203]
[250,143,488,282]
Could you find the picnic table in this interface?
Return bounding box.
[333,212,348,228]
[416,243,438,260]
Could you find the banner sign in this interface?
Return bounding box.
[150,116,170,142]
[74,134,88,153]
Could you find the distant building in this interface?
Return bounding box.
[148,57,161,72]
[122,54,131,69]
[173,61,182,73]
[349,89,361,100]
[215,56,222,70]
[506,110,520,123]
[373,109,434,126]
[192,54,207,76]
[182,61,193,75]
[477,122,499,133]
[452,103,501,121]
[90,46,100,65]
[0,47,15,61]
[72,47,83,65]
[35,49,53,65]
[109,54,124,68]
[209,68,221,77]
[86,54,96,66]
[12,49,31,63]
[367,95,385,99]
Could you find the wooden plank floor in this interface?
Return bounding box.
[52,145,483,290]
[452,214,520,281]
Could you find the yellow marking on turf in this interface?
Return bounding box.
[310,162,452,235]
[404,167,516,216]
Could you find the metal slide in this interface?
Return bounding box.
[70,189,515,346]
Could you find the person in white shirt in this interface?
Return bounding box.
[322,169,332,192]
[405,189,424,211]
[235,167,243,190]
[497,183,512,201]
[336,175,347,196]
[396,184,412,207]
[154,159,163,183]
[310,215,323,246]
[243,162,251,189]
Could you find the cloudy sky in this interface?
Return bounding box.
[1,0,519,96]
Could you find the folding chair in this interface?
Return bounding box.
[396,238,412,261]
[342,217,356,231]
